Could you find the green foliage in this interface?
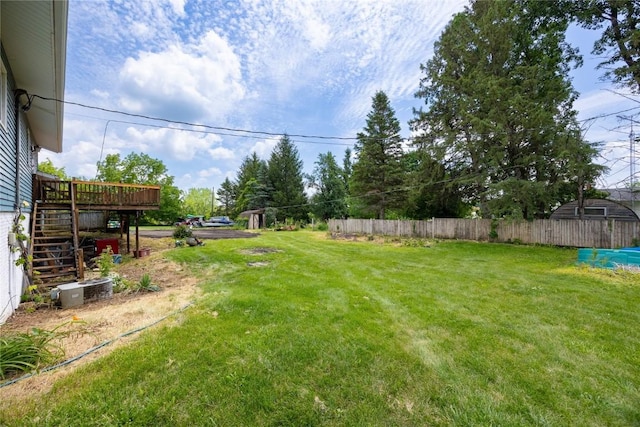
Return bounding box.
[308,152,348,220]
[109,273,131,293]
[489,219,500,240]
[133,273,160,292]
[173,225,193,239]
[96,153,181,224]
[267,135,308,221]
[0,322,78,379]
[316,222,329,231]
[351,91,406,219]
[37,158,68,180]
[182,187,215,218]
[217,177,237,217]
[97,247,115,277]
[411,0,603,219]
[571,0,640,92]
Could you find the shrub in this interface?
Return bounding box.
[97,246,115,277]
[316,222,328,231]
[133,273,160,293]
[0,323,74,379]
[173,225,193,239]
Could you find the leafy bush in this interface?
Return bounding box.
[0,326,68,379]
[173,225,193,239]
[97,246,115,277]
[316,222,328,231]
[109,272,133,293]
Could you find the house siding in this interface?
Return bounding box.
[0,46,34,323]
[0,46,32,212]
[0,212,28,324]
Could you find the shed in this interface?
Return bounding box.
[550,198,640,222]
[239,209,266,229]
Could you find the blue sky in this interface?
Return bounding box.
[44,0,640,196]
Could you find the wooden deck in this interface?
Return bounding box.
[29,177,161,285]
[34,178,161,211]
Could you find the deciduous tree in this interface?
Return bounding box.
[96,153,181,223]
[38,158,68,180]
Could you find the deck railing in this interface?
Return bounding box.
[34,178,161,209]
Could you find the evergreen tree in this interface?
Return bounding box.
[309,152,348,220]
[236,152,266,194]
[411,0,604,219]
[267,134,308,222]
[351,91,405,219]
[217,177,238,217]
[236,161,271,213]
[342,148,353,190]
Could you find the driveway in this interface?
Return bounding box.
[138,228,259,240]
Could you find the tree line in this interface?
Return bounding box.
[40,0,639,224]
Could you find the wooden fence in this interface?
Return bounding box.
[328,218,640,248]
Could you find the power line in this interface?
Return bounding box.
[33,94,359,142]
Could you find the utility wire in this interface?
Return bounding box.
[33,94,359,141]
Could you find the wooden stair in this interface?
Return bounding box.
[30,202,81,285]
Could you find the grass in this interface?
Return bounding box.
[1,231,639,426]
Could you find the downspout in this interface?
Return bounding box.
[13,89,24,209]
[12,89,32,295]
[12,89,32,209]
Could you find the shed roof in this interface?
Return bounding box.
[550,198,639,222]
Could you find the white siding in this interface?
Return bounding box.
[0,211,28,324]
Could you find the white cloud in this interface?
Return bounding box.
[118,30,246,122]
[251,137,279,159]
[123,126,223,162]
[208,147,235,160]
[198,167,223,178]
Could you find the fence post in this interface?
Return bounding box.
[432,217,435,239]
[610,219,615,249]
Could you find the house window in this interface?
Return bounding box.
[0,60,7,130]
[575,206,607,217]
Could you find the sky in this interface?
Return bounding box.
[42,0,640,199]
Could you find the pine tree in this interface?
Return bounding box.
[351,91,405,219]
[309,152,348,220]
[267,135,308,221]
[217,177,238,217]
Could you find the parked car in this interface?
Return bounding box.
[174,216,204,227]
[199,216,235,227]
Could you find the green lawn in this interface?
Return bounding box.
[2,232,639,426]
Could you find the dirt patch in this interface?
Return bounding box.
[240,247,281,255]
[139,228,259,240]
[0,237,202,406]
[247,261,270,267]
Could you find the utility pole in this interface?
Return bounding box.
[631,123,635,213]
[211,186,215,217]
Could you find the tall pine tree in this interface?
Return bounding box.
[351,91,405,219]
[267,135,308,221]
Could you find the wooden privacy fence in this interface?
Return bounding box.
[328,218,640,248]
